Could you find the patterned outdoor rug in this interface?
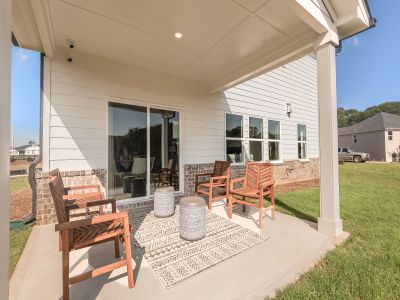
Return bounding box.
[128,205,267,288]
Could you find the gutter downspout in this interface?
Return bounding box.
[23,53,44,224]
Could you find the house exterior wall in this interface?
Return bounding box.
[44,49,318,171]
[338,130,386,161]
[35,49,320,224]
[385,129,400,162]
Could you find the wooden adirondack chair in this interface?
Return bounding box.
[195,160,230,210]
[48,173,134,300]
[228,162,275,228]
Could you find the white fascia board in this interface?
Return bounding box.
[283,0,337,35]
[30,0,56,57]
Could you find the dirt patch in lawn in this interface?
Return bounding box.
[10,187,32,221]
[275,178,320,193]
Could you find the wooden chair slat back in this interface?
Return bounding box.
[48,171,68,224]
[212,160,230,177]
[245,162,273,190]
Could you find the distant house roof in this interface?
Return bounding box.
[14,144,39,152]
[338,112,400,136]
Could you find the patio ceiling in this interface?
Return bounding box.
[12,0,371,91]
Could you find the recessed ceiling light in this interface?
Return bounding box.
[174,32,183,39]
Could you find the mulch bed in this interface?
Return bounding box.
[275,178,320,193]
[10,187,32,221]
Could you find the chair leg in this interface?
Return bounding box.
[61,231,70,300]
[271,191,276,221]
[208,189,213,210]
[122,219,134,289]
[228,196,233,219]
[114,236,120,258]
[259,195,264,229]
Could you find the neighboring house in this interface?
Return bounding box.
[14,144,40,156]
[338,112,400,162]
[9,149,19,156]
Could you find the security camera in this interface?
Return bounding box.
[67,39,75,49]
[66,56,73,63]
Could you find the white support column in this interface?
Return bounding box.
[0,0,11,298]
[316,42,343,237]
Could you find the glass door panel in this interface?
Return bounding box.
[150,108,179,194]
[108,102,147,200]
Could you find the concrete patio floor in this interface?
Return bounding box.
[10,201,349,300]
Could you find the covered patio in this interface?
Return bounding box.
[1,0,372,299]
[10,202,348,300]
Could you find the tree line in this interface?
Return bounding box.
[338,101,400,128]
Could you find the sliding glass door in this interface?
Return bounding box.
[108,102,180,200]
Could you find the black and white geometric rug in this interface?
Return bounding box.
[128,205,267,288]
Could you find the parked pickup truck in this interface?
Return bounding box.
[338,147,370,163]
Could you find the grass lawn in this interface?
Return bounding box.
[9,176,32,278]
[9,225,33,278]
[271,163,400,300]
[10,176,29,193]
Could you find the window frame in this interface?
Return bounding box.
[267,119,281,162]
[249,116,264,162]
[388,131,393,141]
[297,124,307,160]
[352,134,358,144]
[225,113,244,164]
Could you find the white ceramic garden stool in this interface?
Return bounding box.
[154,186,175,217]
[179,196,206,241]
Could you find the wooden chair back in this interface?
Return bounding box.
[48,172,69,224]
[244,162,273,190]
[212,160,230,177]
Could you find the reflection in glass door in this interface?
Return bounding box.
[150,109,179,194]
[108,102,180,200]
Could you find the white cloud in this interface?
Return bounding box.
[350,36,361,47]
[16,48,28,64]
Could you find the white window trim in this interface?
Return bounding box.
[297,124,307,160]
[225,112,244,165]
[267,119,281,162]
[388,131,393,141]
[249,116,264,162]
[352,134,358,144]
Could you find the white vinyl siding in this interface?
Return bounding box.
[44,50,319,171]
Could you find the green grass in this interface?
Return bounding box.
[9,225,33,278]
[9,176,29,193]
[271,163,400,300]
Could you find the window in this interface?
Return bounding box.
[249,117,263,161]
[388,131,393,140]
[268,120,280,161]
[353,134,358,144]
[226,114,243,163]
[297,124,307,159]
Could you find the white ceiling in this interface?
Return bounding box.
[48,0,315,85]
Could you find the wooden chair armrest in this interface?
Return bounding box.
[62,191,103,201]
[210,175,229,182]
[55,211,128,232]
[230,177,245,189]
[261,180,275,189]
[65,184,101,191]
[195,173,213,184]
[65,198,116,210]
[260,180,275,193]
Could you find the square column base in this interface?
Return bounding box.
[318,217,343,237]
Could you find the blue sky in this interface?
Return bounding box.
[11,46,40,147]
[336,0,399,110]
[10,0,398,146]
